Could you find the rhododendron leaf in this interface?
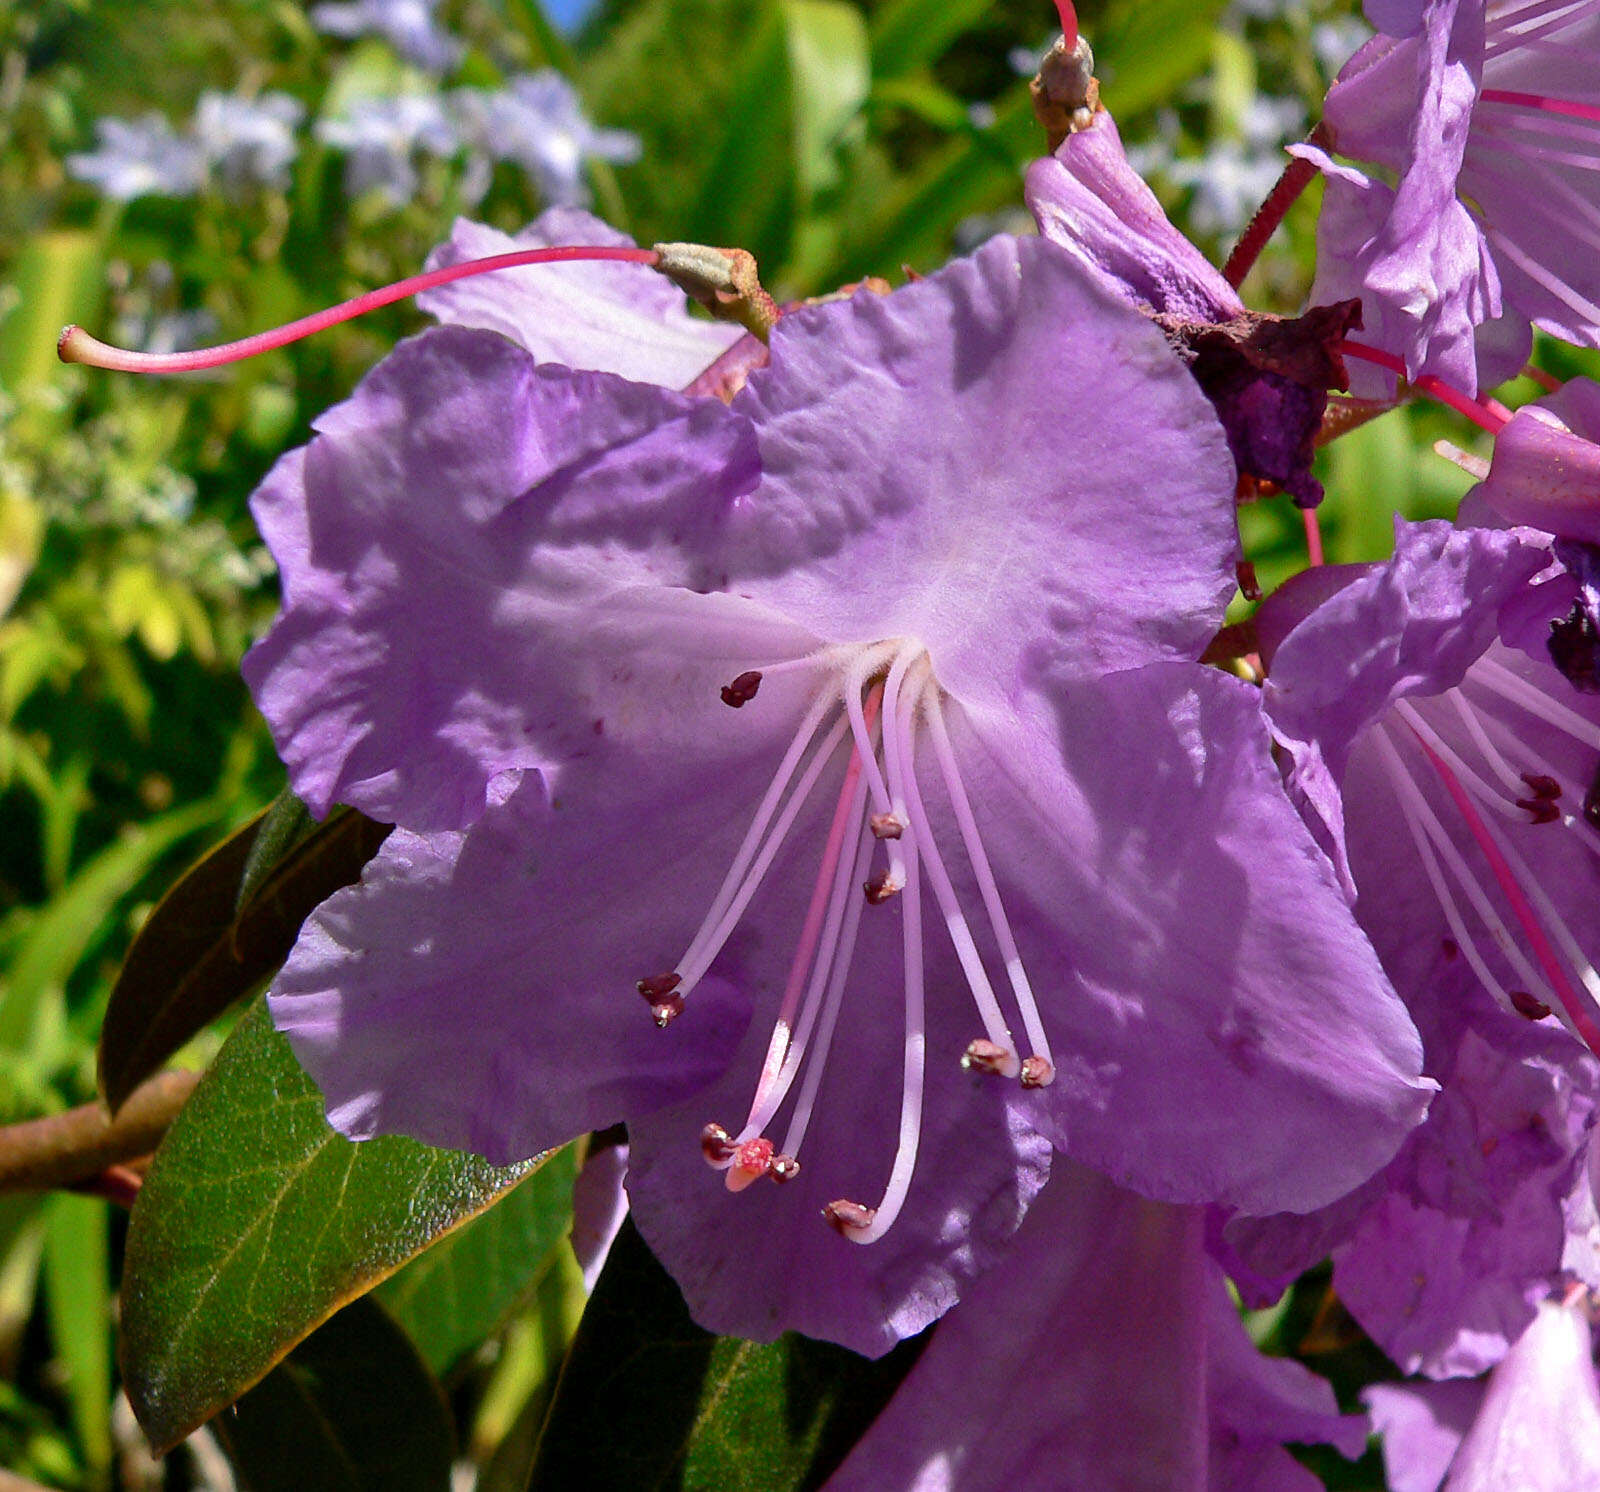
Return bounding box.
[121,1001,551,1453]
[216,1295,455,1492]
[374,1144,579,1376]
[99,801,391,1112]
[527,1219,923,1491]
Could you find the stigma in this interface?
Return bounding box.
[633,639,1054,1246]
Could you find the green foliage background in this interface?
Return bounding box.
[3,0,1579,1487]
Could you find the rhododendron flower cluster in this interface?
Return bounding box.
[56,0,1600,1485]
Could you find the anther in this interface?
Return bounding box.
[720,670,763,708]
[637,972,685,1026]
[1511,990,1554,1022]
[770,1153,802,1184]
[725,1137,774,1192]
[1517,797,1563,825]
[700,1122,737,1164]
[1522,773,1562,801]
[823,1199,876,1237]
[961,1039,1019,1077]
[869,812,905,840]
[863,871,901,905]
[1020,1055,1056,1088]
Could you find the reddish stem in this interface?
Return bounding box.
[1302,506,1326,567]
[1336,340,1512,433]
[58,244,661,375]
[1522,362,1563,395]
[1053,0,1078,48]
[1480,88,1600,126]
[1223,123,1330,289]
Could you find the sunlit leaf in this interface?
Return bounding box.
[121,1002,555,1453]
[375,1145,579,1377]
[41,1194,111,1477]
[527,1219,924,1491]
[216,1295,455,1492]
[99,803,390,1113]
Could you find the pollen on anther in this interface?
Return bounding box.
[720,670,763,708]
[869,812,905,840]
[1020,1055,1056,1088]
[1510,990,1554,1022]
[701,1122,736,1164]
[823,1199,876,1237]
[770,1154,802,1184]
[863,871,900,905]
[651,995,685,1028]
[962,1038,1017,1077]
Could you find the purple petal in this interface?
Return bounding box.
[820,1163,1212,1490]
[572,1140,629,1291]
[416,210,741,387]
[1263,519,1552,883]
[1476,380,1600,543]
[1365,1378,1483,1492]
[242,324,760,828]
[1444,1300,1600,1490]
[725,234,1240,701]
[1025,111,1243,323]
[951,662,1431,1215]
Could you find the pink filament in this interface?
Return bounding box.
[1413,731,1600,1056]
[1480,88,1600,127]
[1053,0,1078,47]
[57,245,660,375]
[1336,340,1512,434]
[1302,506,1325,567]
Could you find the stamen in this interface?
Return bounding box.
[770,1154,802,1183]
[869,813,904,840]
[668,689,837,996]
[1475,657,1600,752]
[1433,439,1491,479]
[962,1039,1014,1075]
[779,820,877,1158]
[835,735,928,1246]
[1410,728,1600,1053]
[720,670,763,708]
[925,689,1056,1081]
[1449,688,1531,794]
[740,690,879,1137]
[701,1122,737,1165]
[1373,728,1553,1013]
[844,644,907,892]
[1020,1056,1056,1088]
[676,711,852,993]
[1393,700,1535,820]
[1512,990,1555,1021]
[895,674,1019,1075]
[1480,89,1600,128]
[58,245,660,374]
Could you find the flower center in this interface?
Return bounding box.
[1370,653,1600,1054]
[634,639,1053,1245]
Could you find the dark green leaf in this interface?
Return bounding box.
[527,1219,924,1492]
[121,1001,554,1453]
[376,1145,579,1376]
[233,788,317,914]
[99,805,391,1112]
[216,1296,455,1492]
[869,0,993,78]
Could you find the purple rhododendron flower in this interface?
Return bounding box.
[1475,377,1600,545]
[1025,109,1359,506]
[823,1161,1366,1492]
[1300,0,1600,396]
[1219,520,1600,1376]
[1367,1296,1600,1491]
[246,229,1428,1353]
